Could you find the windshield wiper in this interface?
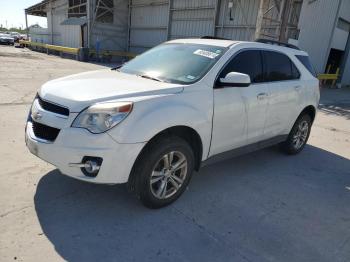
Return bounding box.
[138,74,164,82]
[111,64,123,71]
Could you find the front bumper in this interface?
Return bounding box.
[25,119,146,184]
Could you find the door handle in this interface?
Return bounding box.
[257,93,268,100]
[294,85,301,90]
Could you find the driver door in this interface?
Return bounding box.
[209,49,269,156]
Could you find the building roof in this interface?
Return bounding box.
[25,0,50,17]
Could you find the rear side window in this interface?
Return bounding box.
[220,50,264,83]
[296,55,317,77]
[263,51,300,82]
[291,62,300,79]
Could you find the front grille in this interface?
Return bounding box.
[38,96,69,116]
[31,120,60,142]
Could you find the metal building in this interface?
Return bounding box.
[25,0,128,51]
[127,0,300,52]
[25,0,300,50]
[25,0,350,86]
[297,0,350,86]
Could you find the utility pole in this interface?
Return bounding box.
[87,0,91,48]
[25,11,29,38]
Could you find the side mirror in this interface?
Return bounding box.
[218,72,251,87]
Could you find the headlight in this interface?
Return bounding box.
[72,101,133,133]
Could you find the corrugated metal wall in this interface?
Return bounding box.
[47,0,81,47]
[128,0,262,52]
[169,0,216,39]
[29,27,50,44]
[339,0,350,21]
[297,0,341,73]
[90,0,129,51]
[43,0,300,55]
[44,0,128,50]
[342,46,350,86]
[129,0,169,53]
[40,0,281,53]
[339,0,350,86]
[215,0,258,40]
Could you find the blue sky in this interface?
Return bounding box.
[0,0,47,29]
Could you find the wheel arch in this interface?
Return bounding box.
[299,105,316,123]
[127,125,203,191]
[145,126,203,171]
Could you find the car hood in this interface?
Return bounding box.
[39,69,184,112]
[0,36,14,40]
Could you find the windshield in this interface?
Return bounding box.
[119,43,227,84]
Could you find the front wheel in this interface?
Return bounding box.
[280,114,312,155]
[130,136,195,209]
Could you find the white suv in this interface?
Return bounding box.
[26,38,319,208]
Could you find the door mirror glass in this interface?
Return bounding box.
[218,72,251,87]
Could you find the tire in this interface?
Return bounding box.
[130,135,195,209]
[280,114,312,155]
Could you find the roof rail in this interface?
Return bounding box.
[201,36,230,40]
[255,38,300,50]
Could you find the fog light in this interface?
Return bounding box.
[84,160,100,173]
[69,156,103,177]
[82,156,103,177]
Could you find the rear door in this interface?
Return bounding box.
[262,50,301,138]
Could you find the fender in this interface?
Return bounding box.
[108,90,213,160]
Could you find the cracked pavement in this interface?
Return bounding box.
[0,46,350,262]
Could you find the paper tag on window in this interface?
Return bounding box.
[193,49,220,59]
[186,75,195,80]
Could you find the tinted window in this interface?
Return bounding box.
[263,51,299,81]
[220,50,264,83]
[291,61,300,79]
[296,55,317,77]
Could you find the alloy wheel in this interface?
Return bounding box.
[292,120,309,150]
[150,151,188,199]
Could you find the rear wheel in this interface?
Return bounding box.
[130,136,195,209]
[280,114,312,154]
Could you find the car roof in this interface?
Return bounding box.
[167,38,240,48]
[167,38,308,55]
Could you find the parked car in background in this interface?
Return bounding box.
[20,34,28,40]
[0,33,14,45]
[9,32,21,43]
[25,38,320,208]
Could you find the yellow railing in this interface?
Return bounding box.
[19,40,79,55]
[19,40,46,48]
[19,40,137,60]
[46,44,79,55]
[318,68,340,87]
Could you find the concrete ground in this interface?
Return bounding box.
[0,45,350,262]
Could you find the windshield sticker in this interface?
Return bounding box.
[193,49,220,59]
[186,75,196,80]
